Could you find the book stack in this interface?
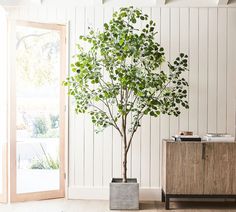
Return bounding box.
[203,133,235,142]
[172,135,201,142]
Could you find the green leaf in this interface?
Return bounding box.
[104,23,109,30]
[119,39,124,46]
[62,6,189,136]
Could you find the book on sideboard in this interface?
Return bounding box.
[172,135,201,142]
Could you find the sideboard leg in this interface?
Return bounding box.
[165,196,170,210]
[161,190,166,202]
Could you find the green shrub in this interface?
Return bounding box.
[32,117,48,137]
[30,157,59,170]
[30,143,59,170]
[50,114,59,129]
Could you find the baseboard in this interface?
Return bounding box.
[68,186,161,201]
[68,186,236,202]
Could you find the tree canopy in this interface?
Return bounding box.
[63,6,189,182]
[64,7,189,137]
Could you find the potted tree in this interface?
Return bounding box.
[63,7,189,210]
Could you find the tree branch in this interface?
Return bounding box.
[90,103,122,134]
[104,98,123,137]
[16,32,50,49]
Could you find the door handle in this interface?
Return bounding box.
[202,143,206,160]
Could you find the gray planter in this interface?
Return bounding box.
[110,178,139,210]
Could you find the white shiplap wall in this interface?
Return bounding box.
[6,6,236,200]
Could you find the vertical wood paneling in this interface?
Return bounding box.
[74,7,85,186]
[170,8,180,136]
[140,116,151,187]
[28,6,38,21]
[227,9,236,137]
[140,7,151,188]
[131,13,142,184]
[208,8,218,133]
[112,5,122,179]
[160,7,170,144]
[67,6,77,186]
[37,6,48,23]
[45,6,57,23]
[217,8,227,133]
[126,114,132,178]
[198,8,208,136]
[112,5,121,181]
[84,7,95,186]
[19,6,29,20]
[6,6,236,193]
[102,7,113,186]
[179,8,189,132]
[57,7,67,23]
[159,8,171,191]
[131,125,141,183]
[112,110,122,178]
[150,7,161,187]
[189,8,199,134]
[93,7,104,187]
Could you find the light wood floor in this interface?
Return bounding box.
[0,199,236,212]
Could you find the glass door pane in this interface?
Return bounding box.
[12,22,65,200]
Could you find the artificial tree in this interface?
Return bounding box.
[63,7,189,183]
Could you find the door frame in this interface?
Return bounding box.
[0,143,8,203]
[0,10,8,203]
[9,21,67,202]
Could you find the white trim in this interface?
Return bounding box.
[2,0,236,7]
[68,186,161,201]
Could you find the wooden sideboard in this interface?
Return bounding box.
[162,139,236,210]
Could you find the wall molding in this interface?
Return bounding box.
[68,186,161,201]
[3,0,236,7]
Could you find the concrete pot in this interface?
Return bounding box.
[110,178,139,210]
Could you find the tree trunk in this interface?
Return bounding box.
[122,141,128,183]
[121,114,128,183]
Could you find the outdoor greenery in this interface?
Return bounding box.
[31,115,59,138]
[50,114,59,128]
[32,117,48,137]
[63,7,189,182]
[16,26,60,139]
[16,29,59,87]
[30,143,59,170]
